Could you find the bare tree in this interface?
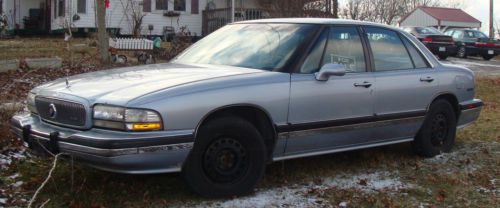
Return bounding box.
[96,0,110,64]
[341,0,463,25]
[257,0,339,18]
[119,0,148,37]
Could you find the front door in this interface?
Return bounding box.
[285,26,375,155]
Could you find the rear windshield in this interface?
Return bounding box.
[415,27,442,35]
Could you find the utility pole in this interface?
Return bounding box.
[96,0,110,64]
[490,0,494,38]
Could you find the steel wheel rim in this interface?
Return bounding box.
[430,113,449,147]
[203,137,248,183]
[458,47,465,57]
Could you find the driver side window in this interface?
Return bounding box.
[300,26,366,74]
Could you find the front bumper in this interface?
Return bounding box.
[457,99,483,129]
[10,113,194,174]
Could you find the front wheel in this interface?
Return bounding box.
[413,100,457,157]
[182,116,266,198]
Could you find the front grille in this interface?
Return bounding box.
[35,97,86,127]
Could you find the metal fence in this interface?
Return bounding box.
[202,8,272,36]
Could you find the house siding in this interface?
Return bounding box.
[440,20,480,28]
[399,9,438,27]
[52,0,207,36]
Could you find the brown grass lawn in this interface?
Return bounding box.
[0,76,497,207]
[0,38,96,62]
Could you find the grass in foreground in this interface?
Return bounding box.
[1,77,499,207]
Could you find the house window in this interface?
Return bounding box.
[77,0,86,13]
[174,0,186,11]
[156,0,168,10]
[57,0,65,17]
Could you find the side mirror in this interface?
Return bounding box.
[315,64,346,81]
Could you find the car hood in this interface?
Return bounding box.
[34,63,264,105]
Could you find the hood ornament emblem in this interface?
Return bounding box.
[48,103,57,119]
[65,78,70,88]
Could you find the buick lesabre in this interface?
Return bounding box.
[11,19,482,198]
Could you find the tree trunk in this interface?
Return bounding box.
[332,0,338,18]
[96,0,110,64]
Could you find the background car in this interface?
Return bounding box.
[444,28,500,60]
[402,26,456,60]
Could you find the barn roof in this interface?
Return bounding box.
[400,6,481,24]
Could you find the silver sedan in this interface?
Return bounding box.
[11,18,482,198]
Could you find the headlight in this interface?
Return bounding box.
[93,105,162,131]
[27,92,37,114]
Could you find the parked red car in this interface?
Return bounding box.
[402,27,456,60]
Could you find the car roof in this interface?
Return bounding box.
[236,18,399,30]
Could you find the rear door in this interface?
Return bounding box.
[284,26,375,155]
[363,27,438,140]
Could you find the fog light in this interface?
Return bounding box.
[126,123,162,131]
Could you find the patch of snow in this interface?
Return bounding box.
[0,148,26,170]
[178,171,412,208]
[192,186,318,208]
[11,181,23,188]
[322,171,411,192]
[0,198,6,204]
[7,173,20,180]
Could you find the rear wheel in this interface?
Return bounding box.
[482,55,494,61]
[413,100,457,157]
[182,116,266,198]
[457,46,467,58]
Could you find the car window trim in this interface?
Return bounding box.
[293,24,370,74]
[363,26,434,71]
[358,26,374,72]
[399,33,432,69]
[288,24,326,74]
[363,26,416,72]
[322,25,370,74]
[398,33,417,69]
[398,31,434,69]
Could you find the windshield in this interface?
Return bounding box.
[172,23,316,71]
[465,30,488,38]
[415,27,441,35]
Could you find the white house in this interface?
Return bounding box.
[1,0,265,36]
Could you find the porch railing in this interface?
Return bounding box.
[202,8,272,36]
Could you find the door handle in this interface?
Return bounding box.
[420,76,435,82]
[354,81,372,88]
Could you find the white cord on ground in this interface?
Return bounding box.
[27,153,63,208]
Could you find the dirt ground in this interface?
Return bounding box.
[0,44,499,207]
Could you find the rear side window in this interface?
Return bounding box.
[401,36,429,69]
[365,27,413,71]
[321,26,366,73]
[452,31,463,39]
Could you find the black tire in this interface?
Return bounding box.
[482,55,494,61]
[438,54,448,60]
[457,46,467,58]
[182,116,266,198]
[414,100,457,157]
